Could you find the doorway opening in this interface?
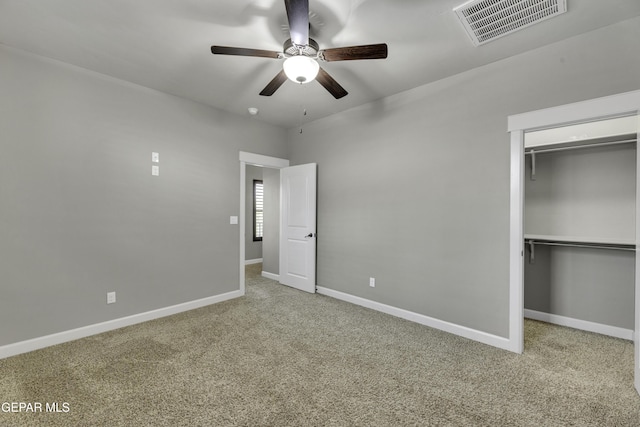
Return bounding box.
[238,152,289,295]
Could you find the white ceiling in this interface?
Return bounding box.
[1,0,639,128]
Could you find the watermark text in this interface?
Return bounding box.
[1,402,70,413]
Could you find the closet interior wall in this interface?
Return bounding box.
[524,124,637,334]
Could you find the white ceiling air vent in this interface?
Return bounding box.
[454,0,567,46]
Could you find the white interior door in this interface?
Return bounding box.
[279,163,317,293]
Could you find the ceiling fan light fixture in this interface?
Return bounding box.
[211,1,388,98]
[283,55,319,84]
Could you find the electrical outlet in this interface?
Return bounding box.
[107,291,116,304]
[369,277,375,288]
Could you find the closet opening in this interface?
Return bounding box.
[507,89,640,395]
[523,115,637,341]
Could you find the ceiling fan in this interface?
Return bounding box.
[211,0,388,99]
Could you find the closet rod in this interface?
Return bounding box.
[526,239,635,263]
[524,138,637,155]
[525,240,636,252]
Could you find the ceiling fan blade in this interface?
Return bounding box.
[284,0,309,46]
[211,46,281,59]
[259,70,288,96]
[319,43,388,62]
[316,67,348,99]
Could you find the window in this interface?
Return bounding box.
[253,180,263,241]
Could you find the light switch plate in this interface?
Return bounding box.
[107,291,116,304]
[230,216,238,225]
[152,152,159,163]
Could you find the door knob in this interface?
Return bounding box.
[305,233,314,238]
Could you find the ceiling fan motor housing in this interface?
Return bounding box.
[283,38,319,58]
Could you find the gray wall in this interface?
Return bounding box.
[524,246,635,329]
[245,165,263,261]
[3,17,640,349]
[286,17,640,338]
[0,46,288,346]
[262,168,280,275]
[524,143,636,329]
[525,145,636,240]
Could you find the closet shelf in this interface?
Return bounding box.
[524,136,637,181]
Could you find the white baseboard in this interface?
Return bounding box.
[316,286,513,351]
[524,309,633,341]
[261,271,279,281]
[245,258,263,265]
[0,290,243,360]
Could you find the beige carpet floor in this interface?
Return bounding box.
[0,263,639,426]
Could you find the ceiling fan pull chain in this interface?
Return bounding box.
[299,85,307,134]
[299,108,308,134]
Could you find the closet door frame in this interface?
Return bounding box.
[507,90,640,394]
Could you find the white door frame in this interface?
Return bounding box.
[507,89,640,392]
[239,152,289,294]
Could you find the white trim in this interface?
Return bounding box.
[509,130,525,354]
[239,151,290,169]
[635,113,640,393]
[239,161,246,295]
[261,271,280,281]
[524,309,633,341]
[316,286,512,351]
[508,90,640,132]
[0,290,242,360]
[245,258,263,265]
